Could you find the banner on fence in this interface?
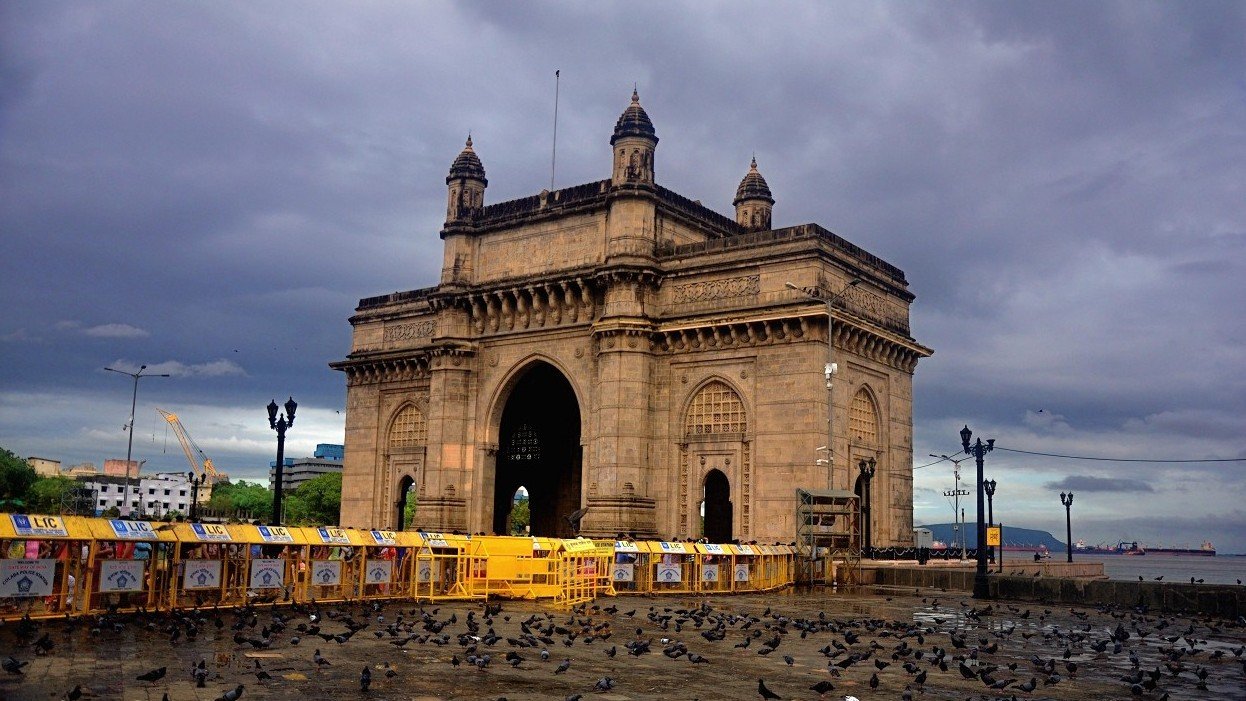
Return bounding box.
[0,559,56,597]
[369,530,397,546]
[656,563,682,583]
[10,514,68,538]
[100,560,145,592]
[612,563,634,582]
[108,519,156,540]
[701,564,720,582]
[310,559,342,586]
[183,560,222,589]
[416,559,440,582]
[249,559,284,589]
[658,541,688,554]
[734,564,750,582]
[364,560,393,584]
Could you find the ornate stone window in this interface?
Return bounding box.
[849,387,879,446]
[684,380,747,436]
[388,404,428,451]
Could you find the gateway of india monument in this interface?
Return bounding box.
[333,91,931,547]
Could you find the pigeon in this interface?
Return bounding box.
[808,680,835,696]
[137,666,167,682]
[555,658,571,674]
[594,677,615,691]
[314,649,331,669]
[215,684,245,701]
[360,665,372,691]
[66,685,83,701]
[758,678,782,700]
[2,657,28,675]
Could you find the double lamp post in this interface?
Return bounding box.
[267,397,297,525]
[960,425,994,599]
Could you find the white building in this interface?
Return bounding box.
[269,443,344,492]
[78,471,196,517]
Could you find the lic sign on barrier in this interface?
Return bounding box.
[316,527,350,545]
[10,514,68,538]
[108,519,155,540]
[257,526,294,544]
[190,523,230,541]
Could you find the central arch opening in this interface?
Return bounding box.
[493,363,581,537]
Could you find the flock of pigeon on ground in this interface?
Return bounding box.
[0,588,1243,700]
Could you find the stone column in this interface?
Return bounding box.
[415,348,474,533]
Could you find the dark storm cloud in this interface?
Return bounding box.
[1044,476,1154,494]
[1,2,1244,548]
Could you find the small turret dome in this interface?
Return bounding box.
[733,157,774,205]
[611,89,658,145]
[447,135,487,184]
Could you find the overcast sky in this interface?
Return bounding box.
[2,2,1244,552]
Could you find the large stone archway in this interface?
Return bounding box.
[491,362,582,538]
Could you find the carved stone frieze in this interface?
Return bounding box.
[383,319,436,346]
[671,274,760,304]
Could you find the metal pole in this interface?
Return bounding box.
[105,365,169,518]
[1061,492,1074,563]
[273,423,286,525]
[961,425,994,599]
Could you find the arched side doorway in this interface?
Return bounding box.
[702,469,732,543]
[395,475,415,530]
[492,363,582,538]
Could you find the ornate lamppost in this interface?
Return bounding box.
[960,425,994,599]
[186,472,206,521]
[785,278,861,488]
[983,478,997,563]
[267,397,297,525]
[857,457,876,557]
[105,364,169,517]
[1060,492,1074,563]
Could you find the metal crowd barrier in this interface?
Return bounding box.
[0,513,796,619]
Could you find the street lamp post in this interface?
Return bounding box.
[983,478,997,563]
[267,397,297,525]
[1060,492,1074,563]
[857,457,876,557]
[960,425,994,599]
[105,364,170,518]
[187,471,206,521]
[786,278,861,488]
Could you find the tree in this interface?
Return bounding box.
[509,496,530,536]
[283,473,341,526]
[0,446,38,508]
[27,476,77,514]
[207,480,271,518]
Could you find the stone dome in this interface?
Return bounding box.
[733,157,774,205]
[610,89,658,145]
[447,135,487,184]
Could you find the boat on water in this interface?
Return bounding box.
[1073,540,1216,556]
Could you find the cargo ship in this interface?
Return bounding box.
[1074,540,1215,556]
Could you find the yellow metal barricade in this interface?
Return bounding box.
[298,526,366,603]
[604,540,647,593]
[729,544,761,592]
[0,514,94,618]
[412,532,485,601]
[647,541,697,595]
[83,517,178,614]
[471,535,562,598]
[358,529,416,600]
[694,543,733,593]
[170,522,241,608]
[773,545,795,587]
[554,538,612,609]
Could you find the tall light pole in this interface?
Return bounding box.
[857,457,876,557]
[983,478,997,563]
[786,278,861,488]
[267,397,297,525]
[1060,492,1074,563]
[933,454,970,561]
[105,364,169,517]
[187,471,206,521]
[960,425,994,599]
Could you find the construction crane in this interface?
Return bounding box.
[157,408,220,504]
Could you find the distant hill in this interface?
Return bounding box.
[917,523,1065,550]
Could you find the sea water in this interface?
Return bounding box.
[1071,554,1246,585]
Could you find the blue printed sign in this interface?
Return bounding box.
[10,514,68,538]
[190,523,231,542]
[109,519,157,540]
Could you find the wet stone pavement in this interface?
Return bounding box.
[1,586,1244,701]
